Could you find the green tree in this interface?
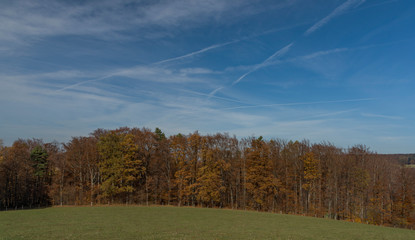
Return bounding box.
[155,128,166,141]
[98,130,124,202]
[120,133,146,203]
[31,146,49,178]
[30,145,51,206]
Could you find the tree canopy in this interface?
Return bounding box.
[0,128,414,229]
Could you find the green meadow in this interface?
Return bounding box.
[0,206,414,240]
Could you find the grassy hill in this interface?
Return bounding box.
[0,206,414,239]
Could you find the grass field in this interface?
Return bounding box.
[1,206,414,239]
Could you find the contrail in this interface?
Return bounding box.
[305,0,366,36]
[348,0,397,13]
[207,41,392,97]
[55,25,305,94]
[232,68,257,86]
[177,88,246,104]
[231,42,294,86]
[55,74,113,92]
[293,48,349,61]
[226,0,366,91]
[154,23,309,66]
[223,98,375,110]
[153,40,239,65]
[208,87,224,97]
[56,39,237,92]
[263,42,293,63]
[56,2,366,95]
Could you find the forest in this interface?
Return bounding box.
[0,127,414,229]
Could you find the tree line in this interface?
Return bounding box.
[0,127,414,229]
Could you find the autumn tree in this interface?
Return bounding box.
[0,140,51,208]
[1,128,415,230]
[302,152,321,215]
[63,137,100,205]
[46,142,67,206]
[120,133,146,204]
[196,135,230,207]
[170,134,190,206]
[0,142,6,209]
[346,146,371,222]
[392,167,415,228]
[7,141,33,208]
[98,128,147,204]
[151,128,174,205]
[245,137,277,211]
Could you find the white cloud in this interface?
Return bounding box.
[0,0,270,47]
[223,98,374,110]
[51,65,209,92]
[179,68,216,75]
[114,66,205,83]
[362,113,403,120]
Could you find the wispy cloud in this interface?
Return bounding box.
[305,0,366,36]
[114,66,205,83]
[362,113,403,120]
[378,136,409,142]
[179,68,217,74]
[300,109,359,120]
[54,65,207,92]
[55,75,113,93]
[224,98,375,110]
[0,0,259,48]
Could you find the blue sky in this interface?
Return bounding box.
[1,0,414,153]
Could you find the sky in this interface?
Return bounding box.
[0,0,414,153]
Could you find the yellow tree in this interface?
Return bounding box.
[302,152,321,215]
[196,142,229,207]
[120,133,146,204]
[245,137,276,211]
[98,129,146,204]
